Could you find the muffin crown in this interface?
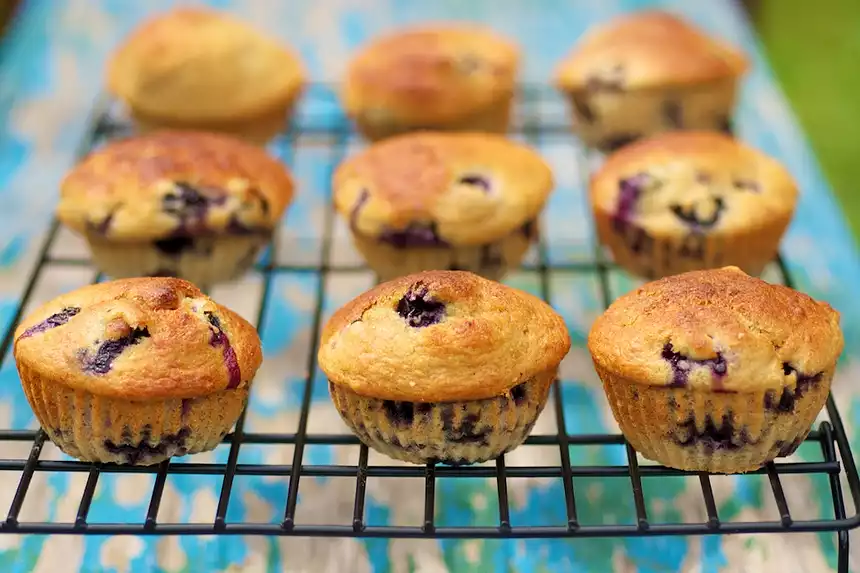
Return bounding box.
[342,24,519,124]
[590,131,798,235]
[107,7,305,122]
[333,132,553,246]
[554,11,748,91]
[57,131,295,241]
[13,278,262,400]
[318,271,571,402]
[587,266,844,392]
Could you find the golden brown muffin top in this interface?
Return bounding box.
[342,24,519,124]
[13,278,263,400]
[554,11,748,92]
[588,267,843,393]
[107,7,306,123]
[590,131,797,236]
[318,271,571,402]
[332,132,553,246]
[57,131,295,241]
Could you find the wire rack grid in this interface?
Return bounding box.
[0,83,858,572]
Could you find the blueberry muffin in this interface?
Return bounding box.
[107,7,306,144]
[333,132,553,281]
[319,270,571,465]
[13,277,262,465]
[590,131,797,279]
[57,131,295,287]
[342,24,519,141]
[554,10,748,151]
[588,266,843,474]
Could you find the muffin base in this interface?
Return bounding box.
[351,94,513,142]
[597,365,833,474]
[593,210,793,280]
[85,233,269,288]
[127,90,302,146]
[329,369,556,465]
[562,79,739,151]
[18,362,249,465]
[350,223,535,283]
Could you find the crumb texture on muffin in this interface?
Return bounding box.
[107,7,305,123]
[333,132,553,246]
[589,131,797,278]
[13,277,263,400]
[554,10,748,91]
[57,130,295,242]
[318,270,571,402]
[342,24,519,126]
[587,266,843,393]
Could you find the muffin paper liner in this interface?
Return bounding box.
[592,209,792,280]
[329,369,556,465]
[352,94,514,142]
[349,223,536,283]
[86,234,269,288]
[18,362,249,466]
[559,79,739,151]
[597,365,833,474]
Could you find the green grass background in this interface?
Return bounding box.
[752,0,860,243]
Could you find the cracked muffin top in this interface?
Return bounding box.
[14,277,262,400]
[590,131,797,236]
[587,266,843,392]
[332,132,554,246]
[107,7,305,123]
[57,131,295,242]
[319,271,570,402]
[342,24,519,125]
[554,11,748,92]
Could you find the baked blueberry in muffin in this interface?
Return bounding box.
[587,266,843,474]
[13,277,262,465]
[57,130,295,287]
[554,11,748,150]
[318,270,571,465]
[590,131,797,279]
[342,25,519,141]
[333,132,553,281]
[106,7,306,145]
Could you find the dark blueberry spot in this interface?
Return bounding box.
[678,233,707,261]
[673,413,753,453]
[776,436,805,457]
[103,426,192,465]
[349,189,370,233]
[670,197,725,230]
[458,54,483,74]
[696,172,712,184]
[87,212,115,235]
[585,65,625,92]
[247,188,270,216]
[612,173,647,228]
[571,94,595,124]
[601,134,639,152]
[457,174,491,193]
[383,400,415,427]
[163,183,208,215]
[718,117,734,135]
[437,457,473,466]
[521,219,537,240]
[765,363,824,413]
[668,395,679,410]
[378,222,449,249]
[663,100,683,128]
[396,284,445,328]
[181,399,193,420]
[415,403,433,416]
[661,343,727,388]
[733,179,760,193]
[204,311,241,389]
[81,326,150,375]
[154,236,195,257]
[631,389,639,401]
[510,382,528,404]
[19,307,81,339]
[445,413,491,445]
[627,225,654,256]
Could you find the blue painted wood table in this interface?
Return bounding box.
[1,1,859,572]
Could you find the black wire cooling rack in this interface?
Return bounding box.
[0,84,859,572]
